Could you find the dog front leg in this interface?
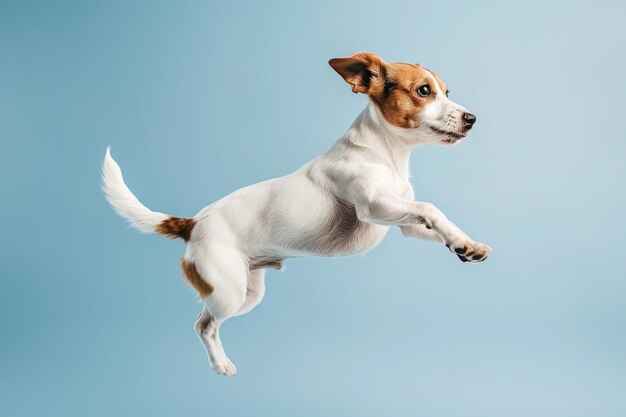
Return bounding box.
[400,224,442,242]
[357,195,490,262]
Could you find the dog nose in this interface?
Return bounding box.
[463,113,476,127]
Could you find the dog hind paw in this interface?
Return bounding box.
[210,357,238,376]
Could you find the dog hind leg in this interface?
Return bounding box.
[233,268,266,317]
[195,308,239,376]
[185,249,248,376]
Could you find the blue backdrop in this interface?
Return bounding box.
[2,1,625,416]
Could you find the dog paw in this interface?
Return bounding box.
[211,357,238,376]
[447,240,490,263]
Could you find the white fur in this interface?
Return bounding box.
[102,147,169,233]
[412,68,472,145]
[103,89,490,377]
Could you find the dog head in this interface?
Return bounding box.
[329,52,476,146]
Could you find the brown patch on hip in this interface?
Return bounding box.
[156,217,196,242]
[180,258,213,298]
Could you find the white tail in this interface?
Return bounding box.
[102,147,169,233]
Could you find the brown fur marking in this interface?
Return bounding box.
[181,258,213,298]
[424,67,448,95]
[329,53,449,129]
[156,217,196,242]
[371,63,441,128]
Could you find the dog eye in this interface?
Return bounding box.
[417,84,431,97]
[446,90,449,97]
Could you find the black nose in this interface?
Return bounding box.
[463,112,476,127]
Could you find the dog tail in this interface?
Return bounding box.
[102,147,196,241]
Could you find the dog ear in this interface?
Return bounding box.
[329,52,385,94]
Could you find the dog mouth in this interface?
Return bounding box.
[428,125,466,143]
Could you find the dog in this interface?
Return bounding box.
[102,52,491,376]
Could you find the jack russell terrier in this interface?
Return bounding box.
[102,52,491,376]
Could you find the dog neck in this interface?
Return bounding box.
[341,101,424,179]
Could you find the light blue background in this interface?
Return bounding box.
[1,1,625,416]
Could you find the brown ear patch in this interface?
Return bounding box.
[181,258,213,298]
[156,217,196,242]
[329,52,384,94]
